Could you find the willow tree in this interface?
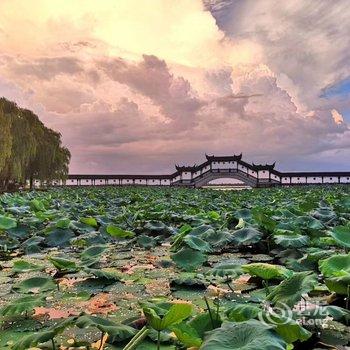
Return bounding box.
[1,108,38,186]
[26,127,71,188]
[0,98,13,183]
[0,97,71,191]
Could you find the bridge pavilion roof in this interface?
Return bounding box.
[175,165,198,172]
[252,162,276,171]
[205,153,242,162]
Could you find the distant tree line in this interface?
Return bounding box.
[0,97,71,191]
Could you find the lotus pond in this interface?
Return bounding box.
[0,186,350,350]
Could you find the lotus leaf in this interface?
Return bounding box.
[12,260,44,273]
[106,224,135,238]
[319,253,350,277]
[242,263,293,280]
[171,247,207,271]
[13,276,57,293]
[230,227,263,246]
[200,320,286,350]
[330,225,350,248]
[0,215,17,230]
[183,235,211,252]
[45,228,74,247]
[267,271,317,307]
[274,234,309,248]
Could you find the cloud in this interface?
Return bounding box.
[98,55,204,129]
[331,109,344,125]
[0,0,349,173]
[3,56,82,80]
[205,0,350,111]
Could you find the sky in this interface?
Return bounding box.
[0,0,349,174]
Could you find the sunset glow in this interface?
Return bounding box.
[1,0,349,173]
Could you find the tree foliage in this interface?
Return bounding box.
[0,97,70,190]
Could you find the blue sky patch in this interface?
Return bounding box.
[322,77,350,98]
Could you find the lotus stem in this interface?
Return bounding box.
[203,296,214,329]
[216,299,220,320]
[263,280,270,295]
[301,296,307,311]
[98,331,105,350]
[51,338,56,350]
[123,326,149,350]
[157,330,160,350]
[346,284,350,310]
[266,237,271,253]
[225,275,235,292]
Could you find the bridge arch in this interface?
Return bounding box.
[192,171,258,188]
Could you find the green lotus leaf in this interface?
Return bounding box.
[234,208,252,220]
[76,315,116,328]
[30,199,46,212]
[0,215,17,230]
[12,330,56,350]
[171,322,202,348]
[183,235,211,252]
[242,263,293,280]
[12,260,44,273]
[319,253,350,277]
[210,259,247,278]
[84,268,122,281]
[304,248,335,263]
[137,234,157,248]
[200,230,231,247]
[226,303,261,322]
[106,224,135,238]
[13,276,57,294]
[55,217,71,229]
[45,228,74,247]
[99,324,137,343]
[190,225,213,236]
[253,211,277,233]
[171,247,207,271]
[70,220,96,234]
[143,302,192,331]
[49,256,78,272]
[189,312,222,338]
[80,244,107,261]
[23,236,45,254]
[144,220,167,233]
[12,316,78,350]
[230,227,263,246]
[260,313,312,343]
[0,295,45,316]
[200,320,286,350]
[324,274,350,295]
[170,273,207,288]
[5,225,27,238]
[207,211,221,220]
[80,217,98,228]
[76,315,136,341]
[299,305,350,323]
[294,216,324,232]
[330,226,350,248]
[313,207,337,222]
[274,234,310,248]
[267,271,317,307]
